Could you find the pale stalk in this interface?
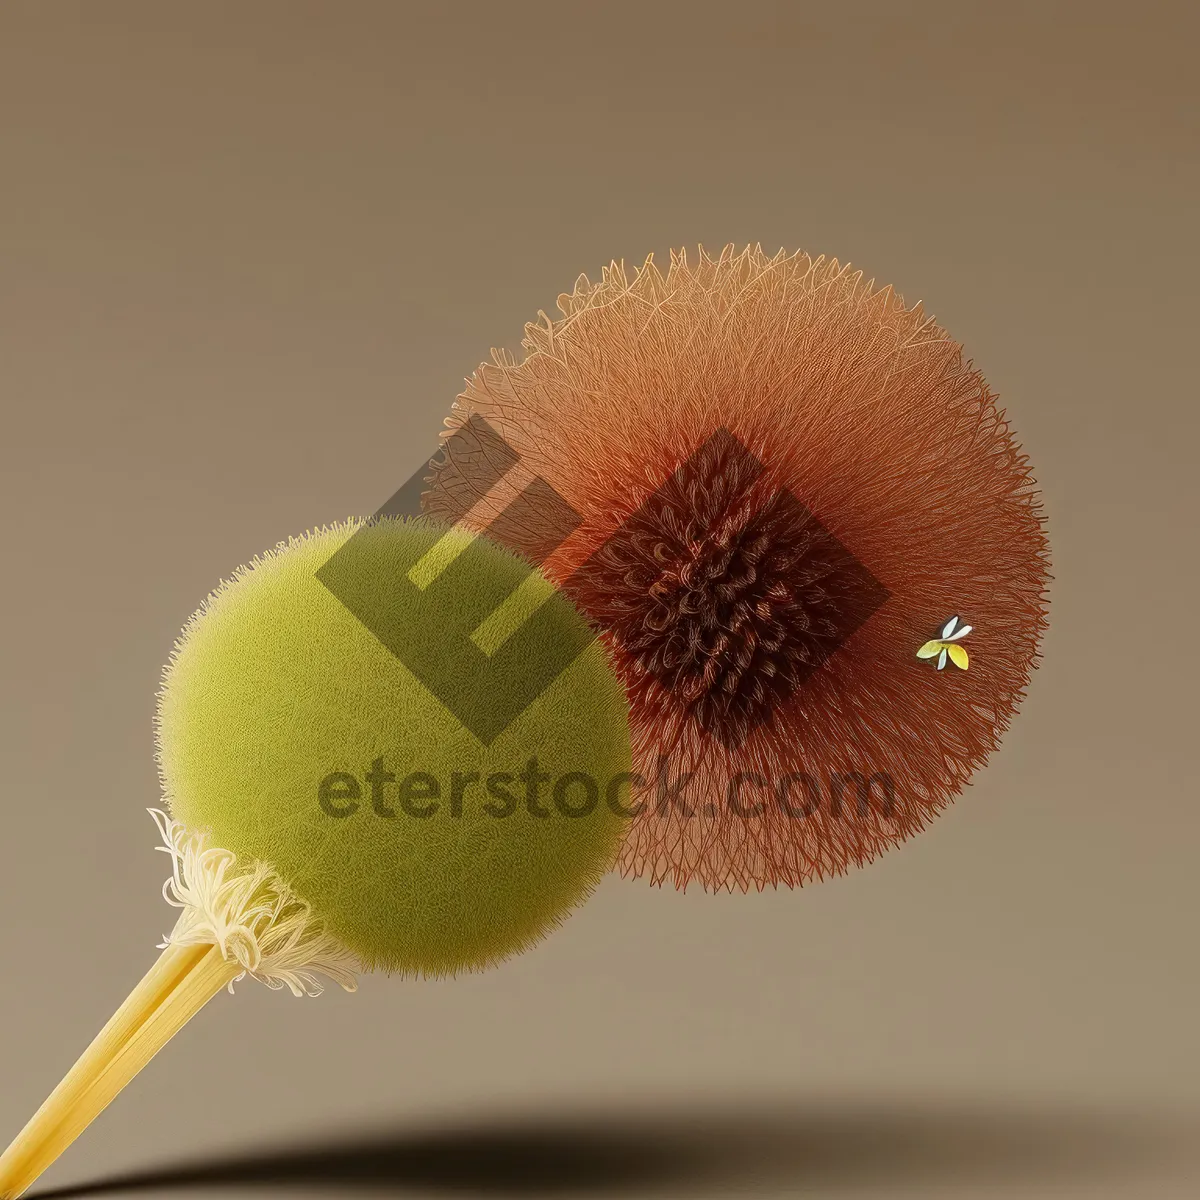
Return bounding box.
[0,944,239,1199]
[0,811,359,1200]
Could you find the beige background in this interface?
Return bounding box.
[1,3,1197,1197]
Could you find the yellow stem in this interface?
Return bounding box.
[0,942,238,1200]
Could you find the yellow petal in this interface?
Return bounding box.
[947,643,969,670]
[916,640,944,659]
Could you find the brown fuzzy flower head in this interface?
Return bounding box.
[424,245,1050,892]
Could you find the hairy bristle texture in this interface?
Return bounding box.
[423,244,1051,892]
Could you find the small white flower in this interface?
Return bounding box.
[916,615,972,671]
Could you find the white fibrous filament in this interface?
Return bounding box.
[150,808,360,997]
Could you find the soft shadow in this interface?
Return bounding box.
[31,1098,1194,1197]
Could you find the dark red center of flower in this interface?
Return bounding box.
[569,429,889,748]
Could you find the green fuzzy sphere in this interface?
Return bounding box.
[155,516,631,976]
